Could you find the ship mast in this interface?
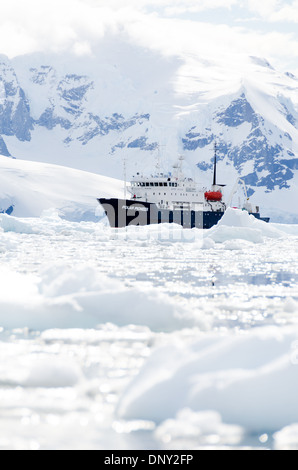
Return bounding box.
[123,155,127,201]
[213,141,217,187]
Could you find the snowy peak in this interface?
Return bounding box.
[217,91,261,128]
[30,65,56,86]
[29,66,94,129]
[249,56,274,70]
[182,87,298,194]
[0,59,32,149]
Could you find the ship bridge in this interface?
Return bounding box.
[128,173,207,210]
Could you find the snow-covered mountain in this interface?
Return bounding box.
[1,41,298,222]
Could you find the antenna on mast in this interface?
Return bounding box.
[156,143,166,175]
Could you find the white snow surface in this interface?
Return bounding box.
[1,161,298,449]
[0,156,122,219]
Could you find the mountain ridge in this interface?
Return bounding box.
[0,46,298,222]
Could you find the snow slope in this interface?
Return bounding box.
[0,155,122,220]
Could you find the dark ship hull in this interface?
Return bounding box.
[98,198,269,229]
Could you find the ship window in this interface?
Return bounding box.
[163,183,167,187]
[159,183,163,187]
[150,183,154,186]
[155,183,158,187]
[146,183,149,187]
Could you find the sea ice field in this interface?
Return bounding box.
[1,207,298,450]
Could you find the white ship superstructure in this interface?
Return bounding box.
[128,156,226,213]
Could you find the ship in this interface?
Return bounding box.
[98,146,269,229]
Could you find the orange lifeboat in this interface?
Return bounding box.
[204,191,222,202]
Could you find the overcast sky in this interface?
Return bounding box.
[0,0,298,74]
